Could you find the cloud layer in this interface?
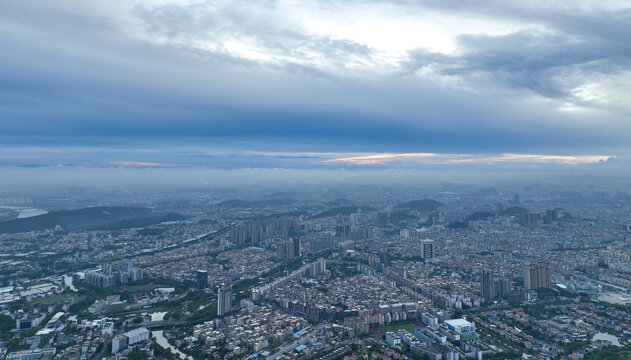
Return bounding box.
[1,0,630,168]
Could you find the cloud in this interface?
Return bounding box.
[0,0,630,164]
[132,1,377,77]
[108,161,188,168]
[404,26,631,101]
[0,145,614,170]
[325,153,612,166]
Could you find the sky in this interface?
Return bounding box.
[1,0,630,170]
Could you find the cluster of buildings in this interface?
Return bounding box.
[276,237,301,260]
[5,348,57,360]
[476,299,631,358]
[111,327,151,355]
[84,259,143,288]
[193,303,309,357]
[518,210,559,228]
[479,262,551,302]
[142,246,275,287]
[250,259,328,301]
[3,187,631,360]
[383,317,496,359]
[262,264,426,326]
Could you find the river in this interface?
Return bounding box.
[63,275,77,291]
[592,332,621,346]
[150,312,192,360]
[0,206,48,219]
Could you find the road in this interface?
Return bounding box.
[267,328,316,360]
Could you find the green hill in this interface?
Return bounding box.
[501,206,528,216]
[218,198,295,208]
[0,206,184,233]
[447,221,468,229]
[91,213,185,231]
[395,199,443,212]
[421,211,440,227]
[464,211,495,222]
[325,198,350,207]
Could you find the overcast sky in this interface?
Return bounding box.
[1,0,630,169]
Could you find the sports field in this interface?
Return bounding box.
[377,323,416,334]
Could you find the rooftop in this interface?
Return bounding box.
[445,318,472,327]
[124,327,149,337]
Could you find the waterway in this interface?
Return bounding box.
[0,206,48,219]
[150,312,191,360]
[63,275,77,291]
[17,208,48,218]
[592,332,621,346]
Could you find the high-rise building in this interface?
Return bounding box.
[368,256,378,266]
[524,262,551,290]
[481,269,495,301]
[496,278,511,299]
[119,259,133,273]
[379,252,391,267]
[85,271,115,288]
[421,239,435,260]
[217,285,232,316]
[112,335,127,353]
[544,210,558,225]
[305,234,334,253]
[230,226,248,245]
[496,202,504,214]
[521,212,541,227]
[293,237,301,258]
[101,264,113,276]
[308,258,327,277]
[118,272,129,285]
[349,228,371,241]
[390,212,399,224]
[196,270,208,290]
[335,224,351,239]
[130,267,143,282]
[376,212,389,226]
[277,239,296,260]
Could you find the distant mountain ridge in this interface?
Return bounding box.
[464,211,495,222]
[0,206,184,233]
[394,199,444,212]
[500,206,529,216]
[218,198,295,208]
[311,206,376,219]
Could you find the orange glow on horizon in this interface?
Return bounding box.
[108,161,187,167]
[325,153,612,166]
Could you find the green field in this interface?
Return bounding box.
[32,296,75,305]
[123,283,167,292]
[377,323,416,334]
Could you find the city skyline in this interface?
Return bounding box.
[2,2,631,359]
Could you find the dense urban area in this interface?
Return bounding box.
[1,180,631,360]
